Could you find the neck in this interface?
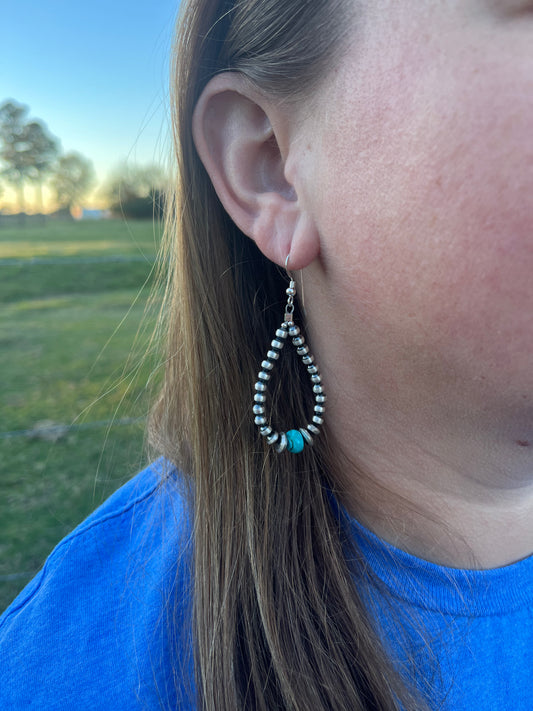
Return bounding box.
[303,261,533,570]
[327,389,533,570]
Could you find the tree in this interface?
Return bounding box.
[106,163,167,219]
[24,120,59,211]
[0,100,32,212]
[51,152,95,210]
[0,100,59,213]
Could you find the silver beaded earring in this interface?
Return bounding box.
[253,256,326,453]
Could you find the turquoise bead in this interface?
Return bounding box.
[286,429,305,454]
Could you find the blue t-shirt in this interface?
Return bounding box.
[1,460,532,709]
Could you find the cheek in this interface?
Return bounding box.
[410,69,533,357]
[311,33,533,380]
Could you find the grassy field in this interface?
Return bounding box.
[0,218,162,611]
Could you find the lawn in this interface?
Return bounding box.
[0,218,163,612]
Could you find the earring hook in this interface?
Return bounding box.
[285,254,294,281]
[285,254,306,314]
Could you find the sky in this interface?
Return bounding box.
[2,0,181,209]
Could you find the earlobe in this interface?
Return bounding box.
[192,73,319,268]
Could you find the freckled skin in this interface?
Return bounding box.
[297,1,533,439]
[288,1,533,566]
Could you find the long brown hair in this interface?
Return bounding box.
[149,1,424,708]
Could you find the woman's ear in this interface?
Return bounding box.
[192,73,319,269]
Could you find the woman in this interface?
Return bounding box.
[1,0,532,708]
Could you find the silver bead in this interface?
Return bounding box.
[299,428,313,446]
[311,374,321,384]
[253,404,265,415]
[255,415,267,426]
[255,381,267,392]
[307,424,320,436]
[260,426,273,437]
[254,393,266,403]
[312,415,324,426]
[258,371,271,381]
[275,432,288,453]
[314,405,325,414]
[302,355,314,365]
[266,431,279,445]
[288,325,300,337]
[307,365,318,375]
[271,339,285,350]
[286,287,296,297]
[297,346,309,357]
[276,328,288,339]
[316,394,327,404]
[261,360,274,371]
[313,384,323,394]
[292,336,305,346]
[267,350,280,361]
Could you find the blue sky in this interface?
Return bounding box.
[2,0,180,203]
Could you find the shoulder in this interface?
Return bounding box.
[0,459,196,710]
[2,458,193,619]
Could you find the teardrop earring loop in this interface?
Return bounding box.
[253,255,326,454]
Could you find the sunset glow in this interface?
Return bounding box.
[1,0,179,213]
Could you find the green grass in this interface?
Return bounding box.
[0,219,163,612]
[0,261,155,303]
[0,218,161,256]
[0,291,156,431]
[0,424,147,610]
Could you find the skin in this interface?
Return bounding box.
[193,0,533,568]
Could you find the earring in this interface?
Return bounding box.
[253,256,326,454]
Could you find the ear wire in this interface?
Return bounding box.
[285,253,306,316]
